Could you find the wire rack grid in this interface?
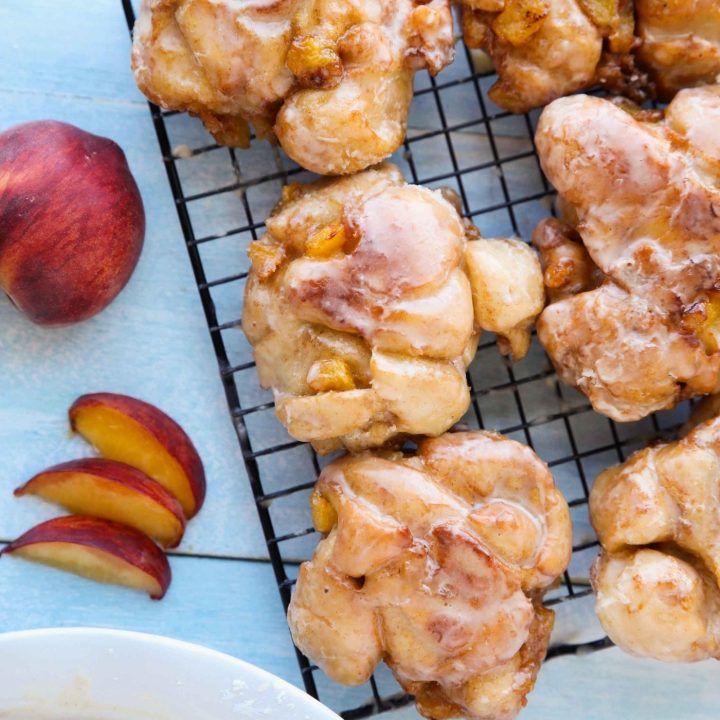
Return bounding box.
[122,2,689,717]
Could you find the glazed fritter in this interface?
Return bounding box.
[590,409,720,662]
[289,431,571,719]
[534,87,720,421]
[460,0,720,112]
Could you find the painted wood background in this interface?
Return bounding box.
[0,1,718,718]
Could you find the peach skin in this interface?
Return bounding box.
[0,120,144,325]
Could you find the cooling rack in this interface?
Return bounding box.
[121,2,690,716]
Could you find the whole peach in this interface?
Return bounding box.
[0,120,145,325]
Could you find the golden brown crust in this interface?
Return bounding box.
[590,413,720,661]
[408,581,555,720]
[534,89,720,421]
[635,0,720,100]
[532,218,602,303]
[242,165,544,452]
[131,0,455,174]
[465,237,545,360]
[288,431,571,720]
[459,0,636,113]
[459,0,720,113]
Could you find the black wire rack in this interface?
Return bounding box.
[122,2,689,716]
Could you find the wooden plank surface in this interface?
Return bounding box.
[0,551,300,685]
[0,0,140,101]
[0,23,267,560]
[385,648,720,720]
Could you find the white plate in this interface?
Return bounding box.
[0,628,339,720]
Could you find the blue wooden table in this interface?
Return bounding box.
[1,3,718,718]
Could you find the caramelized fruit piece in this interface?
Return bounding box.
[307,359,356,393]
[492,0,550,46]
[305,223,347,258]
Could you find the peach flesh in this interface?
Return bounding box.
[16,458,186,548]
[69,393,206,518]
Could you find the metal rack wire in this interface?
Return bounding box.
[122,2,689,716]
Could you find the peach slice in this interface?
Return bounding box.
[0,516,171,599]
[69,393,206,518]
[15,458,186,549]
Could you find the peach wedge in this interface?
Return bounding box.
[69,393,206,518]
[15,458,186,549]
[0,516,171,599]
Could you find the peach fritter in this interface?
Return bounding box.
[590,404,720,662]
[131,0,455,175]
[288,431,571,720]
[459,0,720,113]
[534,86,720,421]
[242,164,545,453]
